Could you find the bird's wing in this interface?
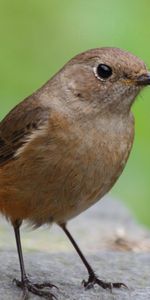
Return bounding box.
[0,97,50,167]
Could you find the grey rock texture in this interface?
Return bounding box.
[0,196,150,299]
[1,251,150,300]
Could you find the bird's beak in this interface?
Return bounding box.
[136,72,150,86]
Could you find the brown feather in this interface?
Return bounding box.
[0,95,50,166]
[0,47,148,226]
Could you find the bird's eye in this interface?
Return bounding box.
[95,64,112,80]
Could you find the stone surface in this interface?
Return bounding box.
[1,251,150,300]
[0,196,150,299]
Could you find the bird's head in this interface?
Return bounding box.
[59,47,150,115]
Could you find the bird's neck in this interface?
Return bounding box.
[36,76,134,123]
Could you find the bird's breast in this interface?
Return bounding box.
[0,112,134,225]
[31,112,134,224]
[59,114,134,221]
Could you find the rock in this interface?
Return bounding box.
[0,196,150,299]
[1,251,150,300]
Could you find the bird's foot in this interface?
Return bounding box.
[13,276,58,300]
[82,272,127,291]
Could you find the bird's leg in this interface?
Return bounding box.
[61,223,127,290]
[13,220,57,300]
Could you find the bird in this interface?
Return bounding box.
[0,47,149,299]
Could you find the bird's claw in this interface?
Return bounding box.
[82,273,128,291]
[13,277,58,300]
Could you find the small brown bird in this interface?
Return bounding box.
[0,47,149,299]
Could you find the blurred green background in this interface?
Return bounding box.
[0,0,150,226]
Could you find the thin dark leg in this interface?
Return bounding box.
[61,223,94,276]
[13,220,57,300]
[13,221,27,283]
[61,223,127,290]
